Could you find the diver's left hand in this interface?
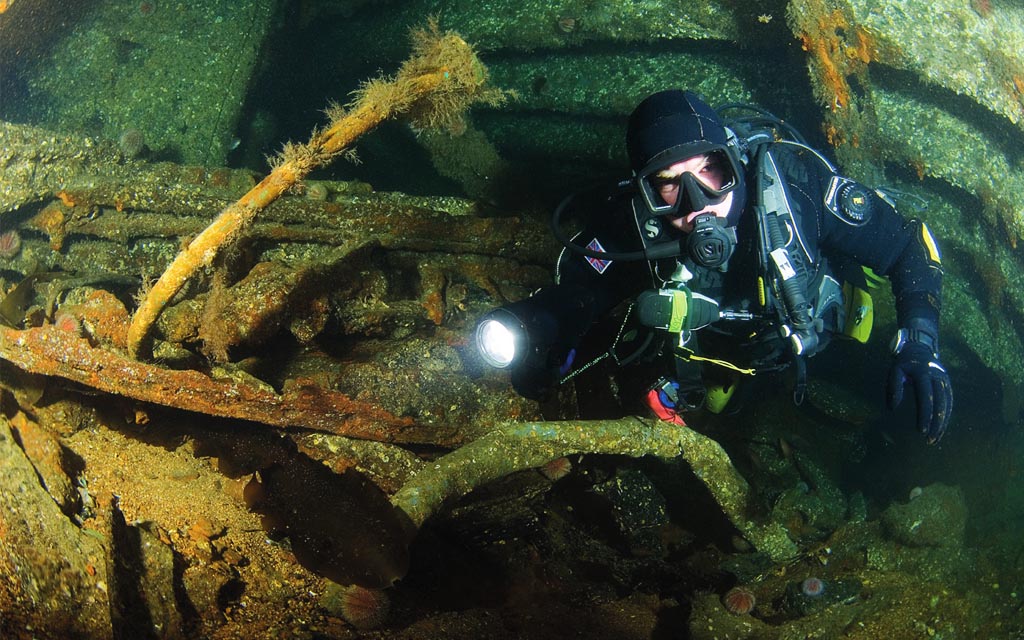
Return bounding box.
[887,341,953,444]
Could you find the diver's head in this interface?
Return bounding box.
[626,90,746,228]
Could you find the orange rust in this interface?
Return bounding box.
[210,168,232,187]
[422,289,444,325]
[814,38,850,109]
[853,28,875,65]
[1011,76,1024,117]
[0,324,450,445]
[29,202,69,250]
[797,7,873,113]
[114,198,124,212]
[459,261,504,300]
[824,123,844,147]
[444,333,469,348]
[910,159,927,180]
[56,190,76,207]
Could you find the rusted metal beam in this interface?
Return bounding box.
[0,325,464,447]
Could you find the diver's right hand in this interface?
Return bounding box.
[887,339,953,444]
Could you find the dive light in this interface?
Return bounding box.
[474,286,598,379]
[475,308,528,369]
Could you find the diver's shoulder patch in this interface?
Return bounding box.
[585,238,612,274]
[824,176,873,226]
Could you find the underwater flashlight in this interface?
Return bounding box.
[475,308,529,369]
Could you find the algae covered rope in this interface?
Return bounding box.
[127,21,506,359]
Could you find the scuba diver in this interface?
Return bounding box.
[475,89,952,443]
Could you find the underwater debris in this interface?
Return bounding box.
[0,324,454,445]
[390,417,687,528]
[127,20,507,360]
[230,434,409,589]
[0,271,61,327]
[880,483,967,548]
[391,417,797,561]
[0,418,111,637]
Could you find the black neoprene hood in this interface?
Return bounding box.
[626,89,747,226]
[626,90,730,173]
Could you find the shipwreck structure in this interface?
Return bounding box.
[1,1,1022,638]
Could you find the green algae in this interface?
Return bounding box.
[4,0,277,166]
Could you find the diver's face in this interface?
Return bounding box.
[655,154,734,232]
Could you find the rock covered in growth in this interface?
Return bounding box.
[849,0,1024,129]
[880,482,967,548]
[2,0,277,166]
[780,576,862,618]
[0,122,128,215]
[0,418,111,637]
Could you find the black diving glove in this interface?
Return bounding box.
[887,323,953,444]
[636,286,720,332]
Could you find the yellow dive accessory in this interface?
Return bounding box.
[705,382,736,414]
[842,283,873,343]
[841,266,882,343]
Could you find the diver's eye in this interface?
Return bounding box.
[656,180,679,196]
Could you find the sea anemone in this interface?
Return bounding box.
[539,456,572,482]
[52,312,83,336]
[118,128,146,158]
[338,584,390,630]
[0,229,21,259]
[556,16,577,33]
[722,586,756,615]
[800,577,826,597]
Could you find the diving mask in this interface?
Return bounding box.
[637,147,741,218]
